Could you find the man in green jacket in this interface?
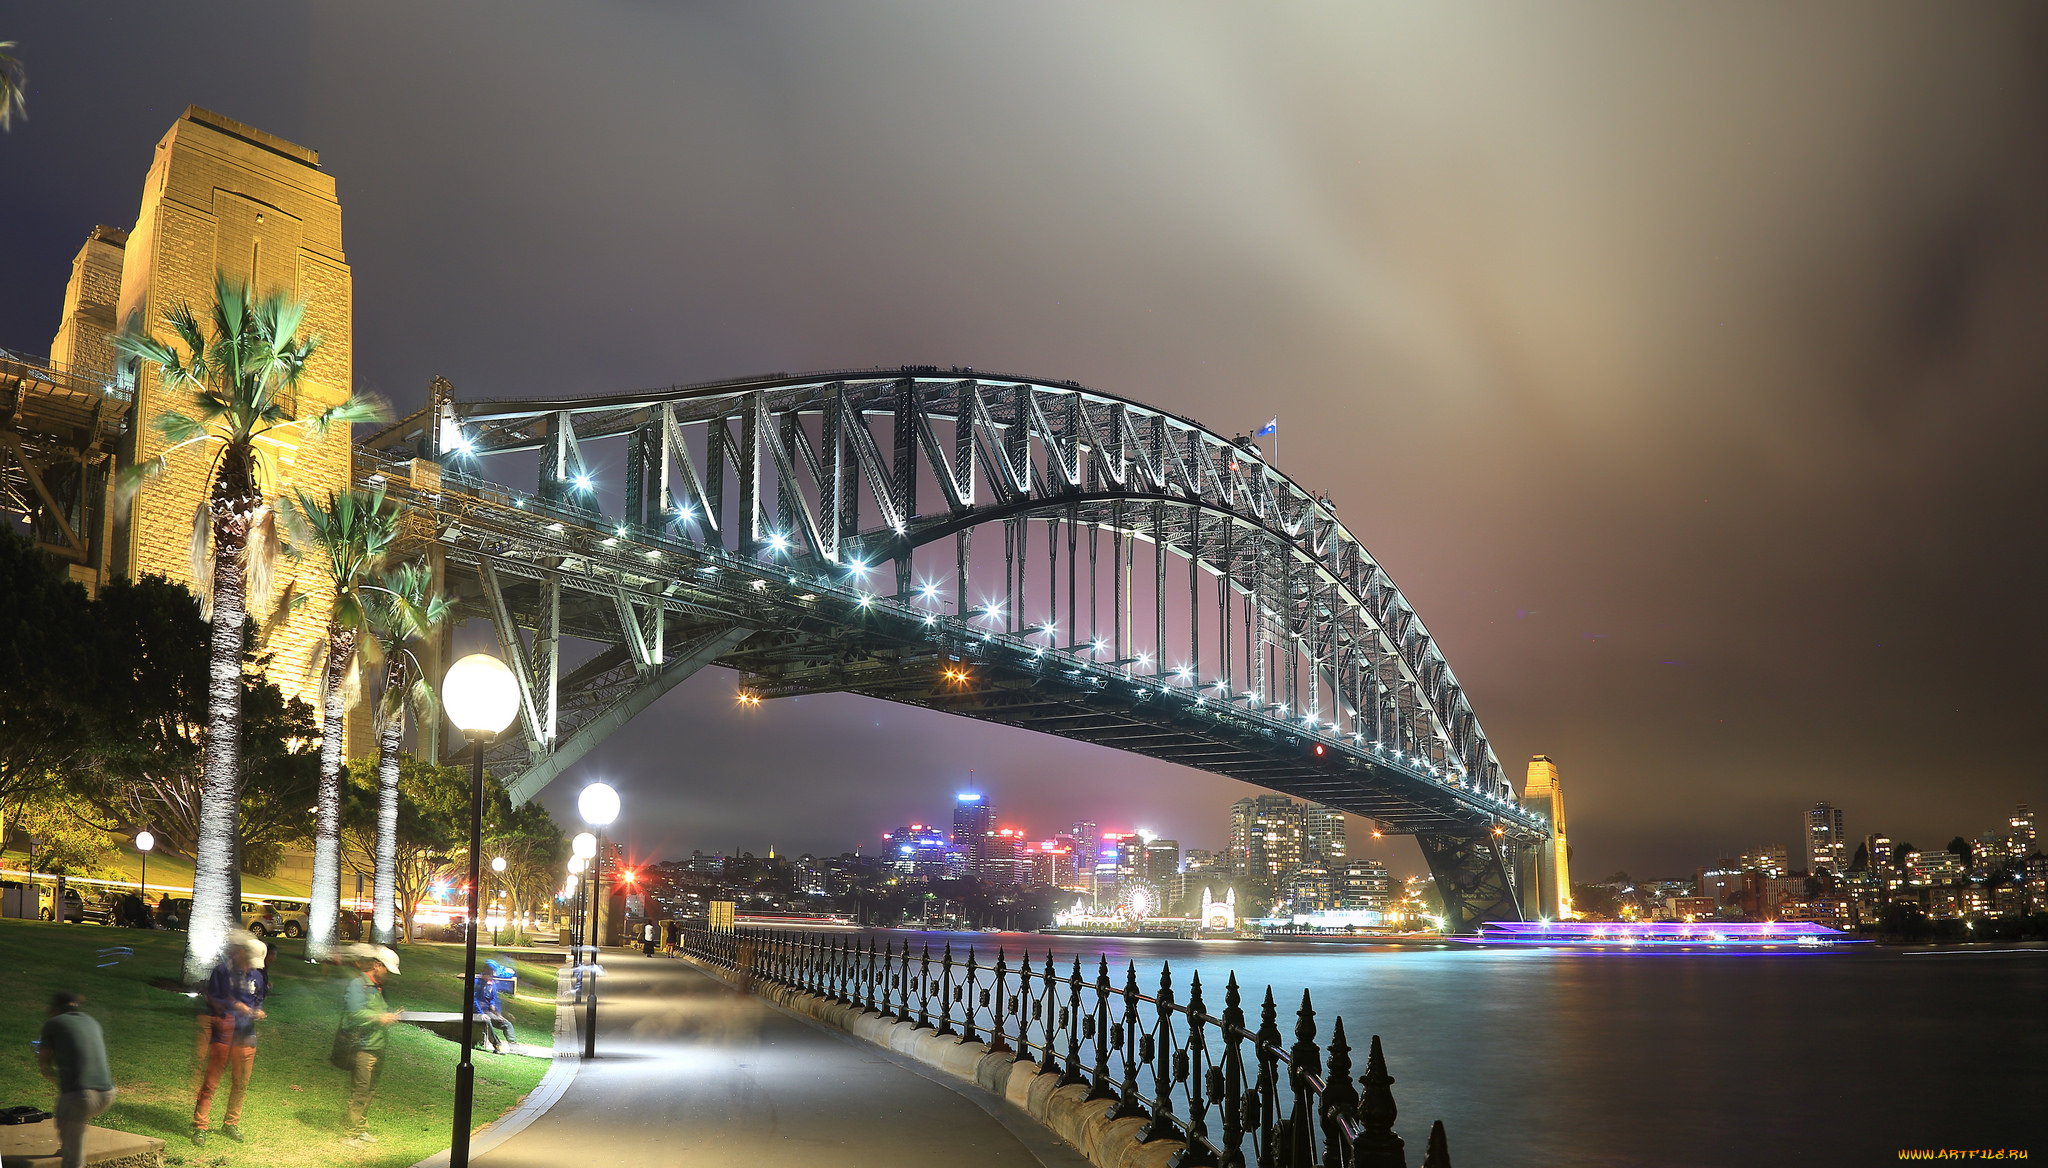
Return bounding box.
[38,991,115,1168]
[340,947,400,1146]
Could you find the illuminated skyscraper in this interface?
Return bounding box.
[953,792,995,877]
[1230,796,1302,880]
[1303,803,1347,866]
[1807,803,1847,875]
[1520,756,1571,919]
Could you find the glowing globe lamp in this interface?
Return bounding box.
[443,654,520,741]
[572,832,597,859]
[578,782,620,827]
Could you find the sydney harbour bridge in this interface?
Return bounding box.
[356,368,1549,930]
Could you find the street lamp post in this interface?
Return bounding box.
[490,856,507,944]
[440,653,520,1168]
[577,782,619,1060]
[136,831,154,926]
[571,834,596,978]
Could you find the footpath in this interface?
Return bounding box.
[470,952,1085,1168]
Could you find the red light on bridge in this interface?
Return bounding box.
[1314,744,1324,756]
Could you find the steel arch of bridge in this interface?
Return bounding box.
[360,368,1545,928]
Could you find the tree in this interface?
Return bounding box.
[282,486,400,957]
[341,751,466,943]
[363,560,451,944]
[1849,842,1869,873]
[479,796,567,944]
[75,575,317,887]
[114,273,382,979]
[0,41,24,131]
[0,529,92,844]
[1948,836,1972,863]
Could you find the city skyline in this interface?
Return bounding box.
[3,6,2044,879]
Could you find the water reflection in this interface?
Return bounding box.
[855,931,2047,1166]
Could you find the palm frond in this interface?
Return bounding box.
[150,410,211,446]
[1,41,27,132]
[304,394,388,436]
[189,502,216,621]
[114,458,166,505]
[243,506,279,616]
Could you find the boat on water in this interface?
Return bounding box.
[1451,920,1868,950]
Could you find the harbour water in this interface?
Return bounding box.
[875,931,2047,1166]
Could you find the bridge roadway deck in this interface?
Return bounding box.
[474,952,1085,1168]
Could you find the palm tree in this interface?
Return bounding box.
[1,41,25,131]
[364,559,451,944]
[282,486,399,958]
[114,273,383,981]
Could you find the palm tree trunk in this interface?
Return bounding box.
[187,527,247,984]
[372,658,408,945]
[307,631,354,958]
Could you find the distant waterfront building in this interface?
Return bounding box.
[1287,862,1335,913]
[984,827,1026,885]
[1807,803,1847,875]
[1865,833,1895,883]
[1069,820,1099,886]
[1907,849,1966,885]
[1740,845,1789,878]
[1520,756,1572,919]
[1182,848,1218,876]
[2007,804,2036,863]
[1142,835,1180,882]
[1336,859,1392,912]
[883,824,951,878]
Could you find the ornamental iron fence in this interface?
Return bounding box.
[683,927,1457,1168]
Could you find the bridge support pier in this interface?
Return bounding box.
[1414,833,1524,933]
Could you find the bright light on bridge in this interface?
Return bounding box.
[573,473,593,492]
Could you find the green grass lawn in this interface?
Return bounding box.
[0,919,559,1168]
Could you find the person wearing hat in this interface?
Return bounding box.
[192,935,268,1144]
[340,947,401,1146]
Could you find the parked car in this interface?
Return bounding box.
[338,908,364,941]
[157,896,192,930]
[262,899,310,938]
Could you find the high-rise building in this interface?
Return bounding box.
[883,824,951,878]
[954,792,995,876]
[1865,833,1894,883]
[1807,803,1847,875]
[2009,805,2037,862]
[1740,845,1789,878]
[1230,796,1303,880]
[1068,821,1099,885]
[1337,859,1392,912]
[1182,849,1218,876]
[1303,803,1347,866]
[1142,835,1180,882]
[1521,756,1572,919]
[983,828,1026,886]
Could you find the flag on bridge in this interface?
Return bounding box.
[1256,418,1278,436]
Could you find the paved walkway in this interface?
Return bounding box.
[474,953,1084,1168]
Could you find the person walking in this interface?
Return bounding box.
[339,947,400,1146]
[192,936,268,1144]
[471,972,515,1054]
[37,991,115,1168]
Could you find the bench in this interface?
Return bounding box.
[0,1119,164,1168]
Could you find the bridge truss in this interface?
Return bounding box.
[361,369,1546,928]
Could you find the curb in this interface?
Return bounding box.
[409,964,582,1168]
[685,957,1186,1168]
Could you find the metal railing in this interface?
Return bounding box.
[684,927,1457,1168]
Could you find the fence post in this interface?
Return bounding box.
[1085,955,1119,1102]
[1168,971,1217,1167]
[961,947,980,1043]
[1422,1119,1451,1168]
[1060,955,1088,1087]
[937,943,958,1037]
[915,945,933,1030]
[1286,990,1321,1168]
[1137,960,1180,1142]
[1351,1034,1407,1168]
[1217,973,1247,1168]
[1254,986,1283,1168]
[989,949,1009,1052]
[1321,1018,1360,1168]
[863,937,878,1013]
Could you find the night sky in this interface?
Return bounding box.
[5,5,2045,880]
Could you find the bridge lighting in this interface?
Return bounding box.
[1090,638,1106,656]
[1175,665,1194,680]
[923,614,936,626]
[918,581,940,601]
[736,690,762,707]
[450,432,475,455]
[1135,652,1151,666]
[676,502,695,520]
[847,559,870,576]
[857,594,873,609]
[573,473,594,492]
[768,532,791,553]
[1314,743,1325,756]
